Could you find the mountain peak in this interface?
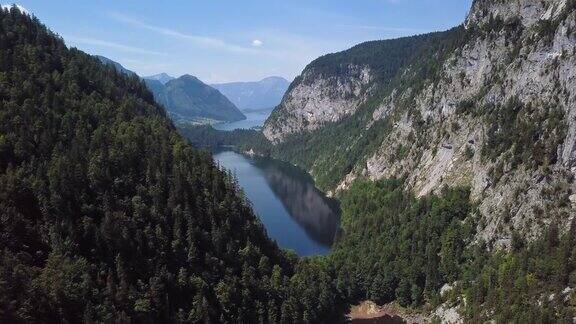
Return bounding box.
[144,72,174,84]
[179,74,202,82]
[260,76,288,83]
[145,73,245,122]
[211,77,290,110]
[465,0,569,29]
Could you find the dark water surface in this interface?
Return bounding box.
[351,316,406,324]
[213,151,340,256]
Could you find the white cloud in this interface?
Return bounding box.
[251,39,263,47]
[1,4,28,14]
[108,12,259,55]
[64,36,166,56]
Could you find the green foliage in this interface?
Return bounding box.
[328,179,473,307]
[481,97,567,174]
[264,26,468,191]
[177,124,271,153]
[145,75,246,122]
[304,31,451,88]
[464,145,475,160]
[327,179,576,322]
[460,222,576,323]
[0,8,294,323]
[270,112,395,190]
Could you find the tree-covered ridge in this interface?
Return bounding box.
[177,124,271,152]
[264,28,465,142]
[303,29,456,86]
[0,6,292,323]
[328,180,474,307]
[265,26,468,190]
[299,178,576,322]
[146,74,246,123]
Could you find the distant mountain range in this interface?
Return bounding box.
[145,75,245,122]
[145,73,175,85]
[96,56,289,121]
[96,56,245,122]
[212,77,289,111]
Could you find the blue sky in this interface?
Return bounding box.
[5,1,472,83]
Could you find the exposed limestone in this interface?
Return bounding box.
[263,65,373,143]
[361,0,576,243]
[433,303,463,324]
[266,0,576,246]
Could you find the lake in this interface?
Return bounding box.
[213,111,270,131]
[213,150,340,256]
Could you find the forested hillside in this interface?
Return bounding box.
[325,179,576,322]
[179,0,576,321]
[0,6,292,323]
[146,75,246,123]
[264,26,467,191]
[264,0,576,244]
[4,1,576,323]
[96,55,138,77]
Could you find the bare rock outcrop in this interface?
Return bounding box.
[265,0,576,244]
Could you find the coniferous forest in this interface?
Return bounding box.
[0,7,296,323]
[2,4,576,324]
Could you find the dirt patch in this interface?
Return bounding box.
[347,301,429,324]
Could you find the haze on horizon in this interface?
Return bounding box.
[6,0,472,83]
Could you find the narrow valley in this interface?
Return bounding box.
[2,1,576,323]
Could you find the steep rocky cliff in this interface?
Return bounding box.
[263,32,450,142]
[264,0,576,246]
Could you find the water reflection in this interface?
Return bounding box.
[213,150,340,255]
[253,157,340,246]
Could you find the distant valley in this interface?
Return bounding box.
[97,56,288,124]
[212,76,289,112]
[143,75,245,123]
[5,1,576,323]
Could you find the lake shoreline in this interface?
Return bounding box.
[213,150,340,256]
[348,301,429,324]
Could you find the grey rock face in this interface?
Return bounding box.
[263,65,373,142]
[366,0,576,243]
[265,0,576,244]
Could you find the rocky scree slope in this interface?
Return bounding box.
[263,0,576,246]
